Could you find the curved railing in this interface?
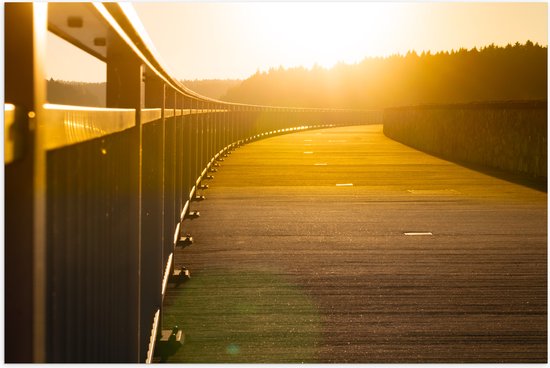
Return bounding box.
[4,3,382,363]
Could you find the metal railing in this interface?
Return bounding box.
[4,3,382,362]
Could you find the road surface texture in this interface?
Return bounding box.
[162,124,546,363]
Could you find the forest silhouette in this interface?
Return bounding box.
[222,41,547,109]
[47,42,547,109]
[47,79,106,107]
[46,79,240,107]
[182,79,242,100]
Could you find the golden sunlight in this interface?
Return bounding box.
[5,1,548,364]
[133,2,547,80]
[245,3,412,69]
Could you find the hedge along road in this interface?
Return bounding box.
[162,124,546,363]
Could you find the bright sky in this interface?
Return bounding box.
[45,2,548,82]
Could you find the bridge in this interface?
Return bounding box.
[5,3,547,363]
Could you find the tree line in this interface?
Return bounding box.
[46,42,546,109]
[46,79,240,107]
[221,41,547,109]
[47,79,106,107]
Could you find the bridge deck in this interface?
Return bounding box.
[162,124,546,363]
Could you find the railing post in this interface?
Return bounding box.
[219,103,224,151]
[215,103,220,151]
[228,105,234,147]
[245,106,250,138]
[237,105,241,143]
[212,103,217,153]
[204,101,210,165]
[182,95,192,207]
[244,106,249,140]
[142,70,166,362]
[196,100,202,176]
[5,3,48,362]
[239,105,243,143]
[191,98,199,184]
[106,28,145,362]
[203,100,209,170]
[175,93,184,227]
[164,87,177,260]
[199,100,206,173]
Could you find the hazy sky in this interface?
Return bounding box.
[45,2,548,82]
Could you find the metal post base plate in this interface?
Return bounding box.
[178,234,193,247]
[154,327,184,362]
[186,211,200,219]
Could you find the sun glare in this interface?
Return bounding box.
[247,3,410,70]
[49,2,547,80]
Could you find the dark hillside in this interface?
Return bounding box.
[182,79,242,100]
[222,42,547,109]
[47,79,106,107]
[46,79,241,106]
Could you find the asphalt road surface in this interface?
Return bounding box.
[162,124,547,363]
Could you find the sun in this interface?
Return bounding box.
[245,2,411,70]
